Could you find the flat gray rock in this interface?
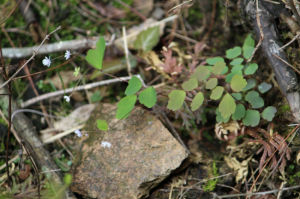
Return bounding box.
[71,104,189,199]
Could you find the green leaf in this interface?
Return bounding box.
[182,78,198,91]
[225,71,242,83]
[167,90,186,111]
[232,104,246,120]
[219,93,236,118]
[191,92,204,111]
[212,61,227,75]
[138,86,157,108]
[226,47,242,59]
[96,119,108,131]
[243,109,260,127]
[231,64,244,73]
[210,86,224,100]
[245,91,264,108]
[133,26,160,52]
[262,106,277,121]
[230,74,247,92]
[85,37,106,69]
[206,57,225,65]
[125,76,142,95]
[205,78,218,90]
[230,58,244,66]
[258,82,272,94]
[232,93,242,100]
[243,78,257,91]
[216,108,230,123]
[243,34,255,59]
[116,95,137,119]
[191,66,211,82]
[244,63,258,75]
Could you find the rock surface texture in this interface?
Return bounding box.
[71,104,189,199]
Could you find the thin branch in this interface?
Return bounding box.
[0,26,61,90]
[21,75,144,107]
[279,31,300,50]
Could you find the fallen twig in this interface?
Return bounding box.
[21,75,144,107]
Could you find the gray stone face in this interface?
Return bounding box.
[71,104,189,199]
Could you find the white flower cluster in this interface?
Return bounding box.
[42,50,71,67]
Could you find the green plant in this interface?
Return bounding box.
[166,34,276,127]
[203,161,218,192]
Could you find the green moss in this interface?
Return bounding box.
[203,161,218,192]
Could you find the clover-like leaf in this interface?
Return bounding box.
[125,76,142,95]
[244,63,258,75]
[262,106,277,121]
[245,91,264,108]
[205,78,218,90]
[216,108,230,123]
[230,58,244,66]
[210,86,224,100]
[226,46,242,59]
[231,74,247,92]
[243,78,257,91]
[133,26,160,52]
[167,90,186,111]
[225,70,242,83]
[243,34,255,59]
[206,57,225,65]
[231,64,244,73]
[212,61,226,75]
[232,93,242,100]
[85,37,106,69]
[219,93,236,118]
[191,66,211,81]
[232,104,246,120]
[116,95,137,119]
[139,86,157,108]
[182,78,198,91]
[243,109,260,127]
[258,82,272,94]
[191,92,204,111]
[96,119,108,131]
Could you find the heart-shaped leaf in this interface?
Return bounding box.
[243,34,255,59]
[167,90,186,111]
[226,47,242,59]
[125,76,142,95]
[205,78,218,90]
[262,106,277,121]
[85,37,106,69]
[116,95,137,119]
[206,57,225,65]
[210,86,224,100]
[258,82,272,94]
[191,66,211,82]
[182,78,198,91]
[219,93,236,118]
[245,91,264,108]
[232,104,246,120]
[138,86,157,108]
[191,92,204,111]
[244,63,258,75]
[230,74,247,92]
[243,109,260,127]
[212,61,226,75]
[230,58,244,66]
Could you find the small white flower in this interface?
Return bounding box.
[64,95,70,102]
[64,50,71,60]
[74,129,82,137]
[42,56,51,67]
[101,141,111,148]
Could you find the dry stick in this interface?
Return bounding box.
[248,0,264,63]
[21,75,143,107]
[216,185,300,198]
[279,31,300,50]
[287,0,300,24]
[0,0,23,25]
[115,0,147,21]
[272,53,300,75]
[0,26,61,90]
[122,26,132,76]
